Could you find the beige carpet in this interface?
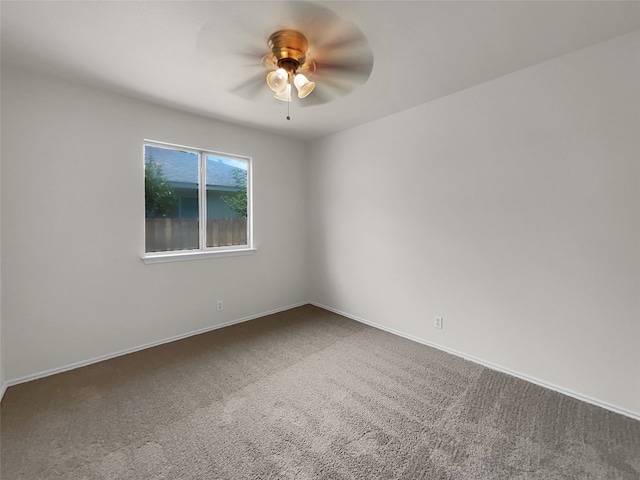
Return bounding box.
[1,305,639,479]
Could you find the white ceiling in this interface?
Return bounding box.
[2,1,639,140]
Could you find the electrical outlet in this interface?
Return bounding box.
[434,316,443,329]
[217,300,224,311]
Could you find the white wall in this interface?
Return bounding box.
[308,32,640,415]
[1,69,309,381]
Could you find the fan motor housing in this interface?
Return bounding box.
[268,30,308,70]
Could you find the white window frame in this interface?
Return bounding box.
[141,140,255,264]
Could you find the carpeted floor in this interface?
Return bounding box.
[1,305,639,479]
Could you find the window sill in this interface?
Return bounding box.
[141,247,257,264]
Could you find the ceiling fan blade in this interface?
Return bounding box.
[318,32,369,54]
[312,77,358,101]
[312,28,371,62]
[314,59,374,81]
[229,72,267,100]
[289,3,374,88]
[235,49,269,63]
[299,86,335,107]
[283,1,343,39]
[300,74,370,107]
[266,2,369,58]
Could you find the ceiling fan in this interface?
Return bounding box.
[198,2,374,109]
[263,29,318,102]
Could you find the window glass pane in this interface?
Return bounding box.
[205,155,248,247]
[145,145,199,252]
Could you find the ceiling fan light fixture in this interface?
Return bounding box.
[265,30,317,105]
[294,73,315,98]
[266,68,288,93]
[274,83,292,102]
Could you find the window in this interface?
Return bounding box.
[143,142,253,262]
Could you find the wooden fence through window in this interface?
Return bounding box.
[145,217,247,252]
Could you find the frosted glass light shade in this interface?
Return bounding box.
[266,68,288,93]
[294,74,315,98]
[274,83,292,102]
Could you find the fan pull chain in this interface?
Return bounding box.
[286,90,291,121]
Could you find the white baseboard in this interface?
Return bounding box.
[3,300,639,422]
[310,302,640,422]
[0,302,307,401]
